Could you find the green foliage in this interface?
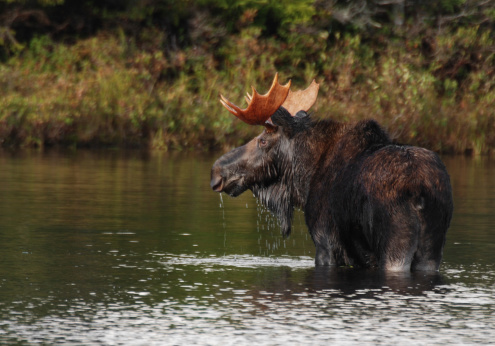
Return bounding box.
[201,0,315,36]
[0,0,495,153]
[440,0,466,14]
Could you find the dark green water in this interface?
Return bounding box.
[0,150,494,345]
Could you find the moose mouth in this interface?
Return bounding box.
[211,176,224,192]
[210,176,247,197]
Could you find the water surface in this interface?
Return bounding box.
[0,150,494,345]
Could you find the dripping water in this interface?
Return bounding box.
[218,191,313,258]
[219,193,226,247]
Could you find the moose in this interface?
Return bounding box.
[210,74,453,271]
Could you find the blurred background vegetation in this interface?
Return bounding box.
[0,0,494,153]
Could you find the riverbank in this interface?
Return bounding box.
[1,5,494,154]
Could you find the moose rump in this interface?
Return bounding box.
[307,140,453,271]
[211,74,453,272]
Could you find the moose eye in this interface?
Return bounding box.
[259,138,268,148]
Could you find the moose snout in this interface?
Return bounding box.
[210,145,247,194]
[210,167,224,192]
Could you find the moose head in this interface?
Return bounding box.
[210,74,320,237]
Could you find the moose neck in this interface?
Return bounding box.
[252,118,345,237]
[291,119,346,207]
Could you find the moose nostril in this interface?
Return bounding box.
[210,176,224,192]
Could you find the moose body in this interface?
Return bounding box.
[211,76,453,271]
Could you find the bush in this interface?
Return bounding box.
[0,1,495,154]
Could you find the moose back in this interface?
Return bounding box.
[210,75,453,271]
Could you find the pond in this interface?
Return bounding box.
[0,149,494,345]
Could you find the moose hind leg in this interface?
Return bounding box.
[410,203,449,271]
[411,257,441,271]
[312,229,336,266]
[315,244,335,266]
[382,209,420,271]
[411,226,447,271]
[383,244,418,271]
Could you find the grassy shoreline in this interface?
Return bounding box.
[1,27,494,154]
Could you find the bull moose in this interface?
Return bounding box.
[210,74,453,271]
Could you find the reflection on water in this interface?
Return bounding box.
[0,150,494,345]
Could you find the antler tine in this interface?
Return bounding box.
[219,94,240,116]
[219,73,291,126]
[245,92,252,104]
[281,79,319,116]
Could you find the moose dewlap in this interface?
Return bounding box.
[210,74,453,271]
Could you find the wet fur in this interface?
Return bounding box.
[211,108,453,271]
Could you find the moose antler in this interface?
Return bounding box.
[220,73,291,125]
[281,80,319,116]
[219,73,319,125]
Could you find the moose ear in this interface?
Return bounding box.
[271,107,310,137]
[294,110,308,118]
[264,122,278,133]
[270,107,291,125]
